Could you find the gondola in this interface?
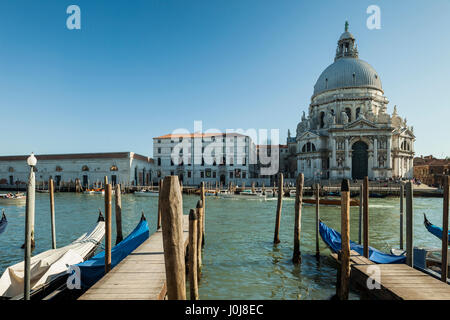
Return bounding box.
[319,220,406,264]
[51,214,150,300]
[0,210,7,234]
[424,214,450,244]
[369,192,387,198]
[0,212,105,300]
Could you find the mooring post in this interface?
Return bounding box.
[115,184,123,244]
[363,176,369,258]
[196,200,203,279]
[358,184,363,245]
[441,176,449,282]
[160,176,186,300]
[315,183,320,259]
[188,209,199,300]
[292,173,304,264]
[24,154,36,300]
[200,181,206,247]
[405,181,414,267]
[400,183,404,250]
[338,179,351,300]
[48,178,56,249]
[157,179,163,229]
[104,176,108,187]
[274,173,284,244]
[104,183,112,273]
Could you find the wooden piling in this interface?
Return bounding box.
[338,179,351,300]
[49,178,56,249]
[400,183,404,250]
[292,173,304,264]
[104,184,112,273]
[200,181,205,247]
[274,174,283,244]
[160,176,186,300]
[358,184,363,245]
[157,179,163,229]
[196,200,203,279]
[315,183,320,259]
[363,176,369,258]
[115,184,123,244]
[405,181,414,267]
[441,176,449,282]
[188,209,199,300]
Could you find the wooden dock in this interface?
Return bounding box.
[79,215,189,300]
[333,250,450,300]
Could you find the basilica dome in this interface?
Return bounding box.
[312,25,383,98]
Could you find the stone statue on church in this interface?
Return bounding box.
[341,111,349,125]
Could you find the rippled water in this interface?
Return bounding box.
[0,193,446,300]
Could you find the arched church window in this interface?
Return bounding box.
[325,78,328,89]
[345,108,352,122]
[311,144,316,152]
[356,108,361,119]
[320,112,325,128]
[331,109,335,116]
[302,145,306,153]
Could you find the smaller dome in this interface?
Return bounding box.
[339,31,354,41]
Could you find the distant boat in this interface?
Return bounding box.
[424,214,450,244]
[83,189,105,195]
[36,190,49,194]
[0,211,7,235]
[369,193,387,198]
[217,190,265,200]
[134,190,159,197]
[0,212,105,300]
[0,193,26,204]
[319,220,406,264]
[74,214,149,290]
[303,198,359,206]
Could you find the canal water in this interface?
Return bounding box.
[0,193,445,300]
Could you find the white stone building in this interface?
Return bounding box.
[0,152,154,188]
[295,23,415,181]
[153,133,259,186]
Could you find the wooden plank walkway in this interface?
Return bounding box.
[79,215,189,300]
[333,250,450,300]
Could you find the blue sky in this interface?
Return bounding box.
[0,0,449,158]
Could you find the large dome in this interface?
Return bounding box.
[313,58,383,97]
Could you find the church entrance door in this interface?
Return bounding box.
[352,141,368,180]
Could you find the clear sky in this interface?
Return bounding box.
[0,0,449,158]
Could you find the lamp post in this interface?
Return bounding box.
[24,152,37,300]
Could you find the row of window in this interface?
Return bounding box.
[156,147,249,154]
[156,137,249,144]
[156,157,247,166]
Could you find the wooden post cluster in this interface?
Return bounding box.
[49,178,56,249]
[405,181,414,267]
[441,176,449,282]
[115,184,123,244]
[338,179,351,300]
[188,209,199,300]
[292,173,304,264]
[160,176,186,300]
[363,176,369,258]
[104,183,112,273]
[274,174,283,244]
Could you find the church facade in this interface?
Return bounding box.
[296,24,415,181]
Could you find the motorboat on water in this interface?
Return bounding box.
[0,193,26,204]
[134,190,159,197]
[83,188,105,195]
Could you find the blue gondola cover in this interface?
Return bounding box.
[76,218,150,289]
[319,221,406,264]
[424,214,450,245]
